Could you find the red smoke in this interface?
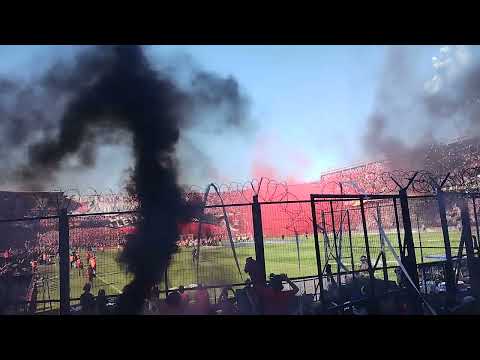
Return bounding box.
[250,132,312,181]
[252,162,278,180]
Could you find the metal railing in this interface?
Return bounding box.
[1,188,480,315]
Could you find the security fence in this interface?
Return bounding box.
[1,188,480,315]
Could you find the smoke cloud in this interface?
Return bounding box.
[0,45,251,313]
[363,45,480,174]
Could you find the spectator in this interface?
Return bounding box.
[244,257,263,287]
[164,291,183,315]
[80,283,95,314]
[325,264,339,302]
[86,264,95,285]
[217,287,238,315]
[235,279,259,314]
[192,248,198,263]
[192,284,210,314]
[3,249,11,266]
[256,274,299,315]
[359,255,369,277]
[178,286,190,307]
[89,256,97,276]
[30,259,38,273]
[76,257,83,276]
[69,253,75,269]
[96,289,108,315]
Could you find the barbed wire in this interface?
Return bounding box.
[2,164,480,221]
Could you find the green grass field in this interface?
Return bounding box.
[35,228,465,312]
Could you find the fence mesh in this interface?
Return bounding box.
[261,202,316,281]
[168,204,255,290]
[68,213,132,300]
[0,217,59,314]
[3,191,480,314]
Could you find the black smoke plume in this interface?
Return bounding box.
[0,45,250,313]
[363,46,480,174]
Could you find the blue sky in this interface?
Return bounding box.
[0,45,449,191]
[152,45,388,179]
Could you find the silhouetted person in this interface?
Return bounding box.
[80,283,95,315]
[256,274,299,315]
[235,279,260,314]
[164,291,183,315]
[69,252,75,269]
[244,257,263,287]
[89,256,97,275]
[86,264,95,285]
[325,264,339,302]
[217,287,238,315]
[76,258,83,276]
[178,285,189,308]
[96,289,108,315]
[192,284,210,314]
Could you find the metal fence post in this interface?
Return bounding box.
[346,209,355,279]
[310,196,325,306]
[321,211,328,265]
[329,201,341,286]
[436,190,456,304]
[252,195,266,284]
[415,213,426,293]
[59,208,70,315]
[376,205,388,282]
[415,214,424,263]
[398,189,422,313]
[472,195,480,255]
[359,198,376,302]
[393,197,404,259]
[459,196,480,298]
[165,269,169,297]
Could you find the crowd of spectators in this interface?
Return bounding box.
[73,256,305,315]
[138,257,303,315]
[177,235,223,248]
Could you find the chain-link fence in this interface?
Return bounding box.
[260,202,316,280]
[168,204,254,291]
[0,217,59,314]
[3,190,480,314]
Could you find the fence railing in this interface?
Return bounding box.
[1,188,480,315]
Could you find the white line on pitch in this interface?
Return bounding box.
[95,275,123,294]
